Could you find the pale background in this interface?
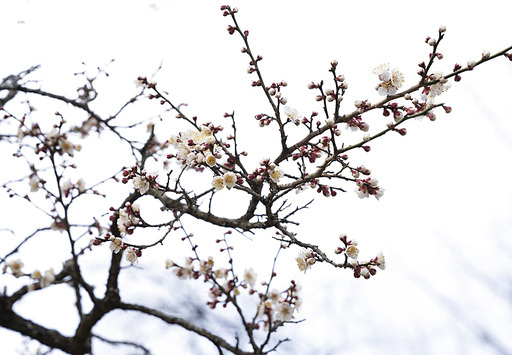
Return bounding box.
[1,0,512,354]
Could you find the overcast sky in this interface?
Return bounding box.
[2,0,512,354]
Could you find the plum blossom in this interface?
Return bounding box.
[29,175,39,192]
[223,172,237,189]
[296,250,314,273]
[174,258,195,280]
[109,237,123,253]
[169,126,222,168]
[375,252,386,270]
[345,245,359,260]
[269,165,283,183]
[244,267,257,288]
[425,72,451,101]
[205,153,217,167]
[355,177,385,200]
[275,302,294,321]
[212,176,225,191]
[3,259,24,277]
[373,63,404,96]
[117,203,140,236]
[133,176,150,194]
[125,248,138,264]
[40,268,55,287]
[284,106,301,125]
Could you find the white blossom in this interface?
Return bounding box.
[244,267,257,288]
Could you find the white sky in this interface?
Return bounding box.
[1,0,512,354]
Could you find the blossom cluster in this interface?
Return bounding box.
[336,234,386,279]
[166,255,302,327]
[257,281,302,325]
[246,159,284,184]
[36,128,82,158]
[420,72,451,103]
[121,166,158,195]
[373,63,405,96]
[295,249,316,273]
[294,233,386,279]
[169,124,223,169]
[350,166,385,200]
[355,177,384,200]
[2,259,56,290]
[212,172,239,191]
[116,202,140,236]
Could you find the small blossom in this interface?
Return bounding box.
[244,267,257,288]
[269,166,283,183]
[284,106,301,125]
[77,178,86,193]
[109,237,123,254]
[133,176,150,194]
[360,267,371,279]
[40,268,55,287]
[275,302,294,322]
[165,259,174,269]
[4,259,24,277]
[375,252,386,270]
[428,72,451,99]
[346,245,359,260]
[125,248,138,264]
[212,176,225,191]
[31,270,42,279]
[205,153,217,167]
[29,175,39,192]
[214,267,228,279]
[296,250,313,273]
[134,78,145,87]
[373,63,404,96]
[223,172,237,189]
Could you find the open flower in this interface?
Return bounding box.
[373,63,404,96]
[427,72,451,99]
[109,237,123,253]
[40,268,55,288]
[223,172,237,189]
[212,176,225,191]
[3,259,24,277]
[133,176,150,194]
[284,106,301,125]
[205,153,217,167]
[296,250,314,273]
[375,252,386,270]
[29,175,39,192]
[125,248,138,264]
[269,166,283,182]
[275,302,294,321]
[346,245,359,260]
[244,267,257,288]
